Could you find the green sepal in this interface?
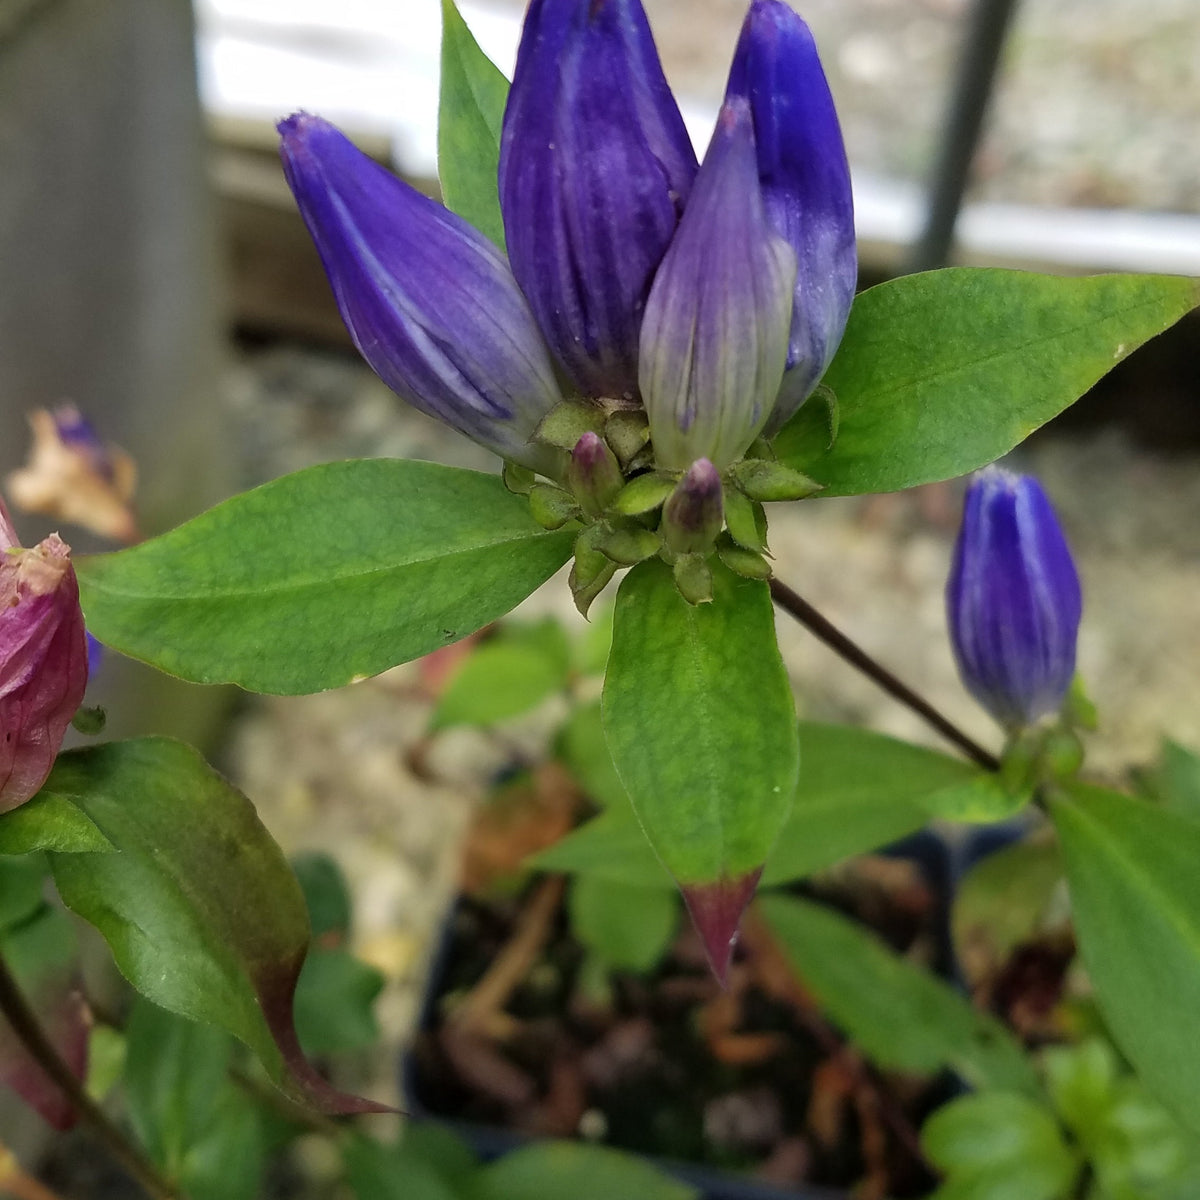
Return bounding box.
[605,410,650,467]
[528,484,578,530]
[71,705,107,736]
[595,524,661,566]
[717,538,772,580]
[612,473,676,516]
[732,458,823,502]
[535,400,606,451]
[671,553,712,605]
[570,557,618,618]
[723,488,767,552]
[502,461,535,495]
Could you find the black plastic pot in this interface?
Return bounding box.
[400,828,979,1200]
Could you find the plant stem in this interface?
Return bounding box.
[0,955,183,1200]
[768,577,1000,772]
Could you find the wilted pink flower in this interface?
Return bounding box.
[0,499,88,811]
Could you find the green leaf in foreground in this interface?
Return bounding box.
[1051,783,1200,1135]
[759,894,1037,1094]
[603,559,798,886]
[76,459,574,694]
[438,0,509,253]
[14,739,385,1114]
[775,269,1199,496]
[603,559,798,977]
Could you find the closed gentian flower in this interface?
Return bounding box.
[279,0,854,487]
[0,500,89,812]
[278,114,563,474]
[725,0,857,432]
[500,0,698,401]
[640,99,796,471]
[947,467,1082,730]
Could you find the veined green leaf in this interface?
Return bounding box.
[776,270,1200,495]
[603,559,798,886]
[77,459,574,695]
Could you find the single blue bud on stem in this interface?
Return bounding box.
[640,98,796,472]
[724,0,857,431]
[500,0,697,400]
[946,467,1082,730]
[278,113,563,473]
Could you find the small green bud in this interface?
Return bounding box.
[612,473,676,516]
[717,538,772,580]
[604,409,650,467]
[1042,727,1085,783]
[502,461,535,495]
[71,705,107,736]
[570,531,619,617]
[673,553,713,605]
[595,524,661,565]
[529,484,578,530]
[723,487,768,552]
[662,459,723,556]
[568,432,624,516]
[732,458,823,503]
[535,400,606,451]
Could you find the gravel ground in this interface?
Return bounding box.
[219,343,1200,1107]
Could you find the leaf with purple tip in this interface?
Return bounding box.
[603,559,798,979]
[1,739,387,1115]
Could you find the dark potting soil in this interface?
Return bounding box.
[409,878,950,1197]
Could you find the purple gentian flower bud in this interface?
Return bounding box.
[500,0,697,400]
[662,459,724,555]
[278,114,563,473]
[568,432,624,517]
[724,0,856,431]
[640,99,796,472]
[0,501,89,812]
[947,467,1082,730]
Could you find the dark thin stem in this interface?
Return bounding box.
[769,577,1000,772]
[0,955,183,1200]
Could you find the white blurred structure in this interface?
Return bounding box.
[196,0,1200,275]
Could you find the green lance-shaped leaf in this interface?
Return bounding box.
[775,269,1200,496]
[759,894,1038,1095]
[5,739,386,1115]
[1051,783,1200,1136]
[76,460,574,695]
[603,559,799,980]
[438,0,509,253]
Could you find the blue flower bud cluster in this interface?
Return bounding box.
[279,0,856,603]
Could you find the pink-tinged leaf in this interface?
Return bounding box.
[680,869,763,988]
[11,738,390,1115]
[0,905,90,1129]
